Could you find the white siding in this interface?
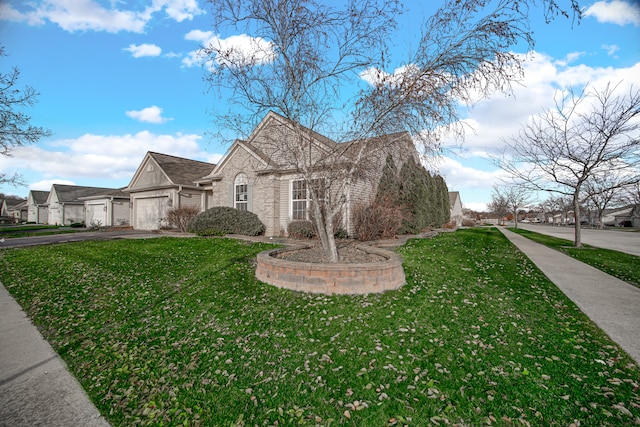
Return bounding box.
[134,195,170,230]
[86,202,108,226]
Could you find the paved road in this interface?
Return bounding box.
[0,229,166,249]
[514,223,640,257]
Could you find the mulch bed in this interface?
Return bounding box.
[276,241,386,263]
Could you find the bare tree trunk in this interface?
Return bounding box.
[573,193,582,248]
[311,199,339,263]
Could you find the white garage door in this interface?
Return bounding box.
[86,203,107,226]
[135,197,168,230]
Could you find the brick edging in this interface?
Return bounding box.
[255,244,406,295]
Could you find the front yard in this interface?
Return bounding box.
[0,229,638,426]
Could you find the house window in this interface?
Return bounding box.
[291,179,308,220]
[235,174,248,211]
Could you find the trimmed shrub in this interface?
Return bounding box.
[462,219,476,227]
[351,195,405,241]
[287,220,316,239]
[188,206,265,236]
[167,206,201,232]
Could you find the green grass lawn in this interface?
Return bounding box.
[509,227,640,288]
[0,229,638,426]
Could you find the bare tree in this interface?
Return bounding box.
[204,0,579,261]
[488,190,509,225]
[497,82,640,247]
[490,184,533,228]
[583,171,630,228]
[1,46,52,186]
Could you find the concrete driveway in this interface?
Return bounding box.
[514,223,640,256]
[0,229,166,249]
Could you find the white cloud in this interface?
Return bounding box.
[183,31,277,69]
[584,0,640,26]
[602,44,620,56]
[432,54,640,209]
[0,0,203,33]
[125,106,172,124]
[30,179,75,191]
[4,132,219,184]
[124,43,162,58]
[437,156,506,190]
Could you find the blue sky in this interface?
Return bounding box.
[0,0,639,211]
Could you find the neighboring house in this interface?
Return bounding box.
[449,191,463,226]
[124,152,216,230]
[7,200,28,223]
[79,188,131,227]
[0,199,8,217]
[196,111,419,236]
[27,190,50,223]
[47,184,120,225]
[602,204,640,227]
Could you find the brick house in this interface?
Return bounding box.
[195,111,419,236]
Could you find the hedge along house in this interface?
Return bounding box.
[46,184,122,226]
[79,188,131,227]
[124,152,216,230]
[196,111,420,237]
[27,190,50,223]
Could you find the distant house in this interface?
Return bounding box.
[124,152,216,230]
[7,200,28,223]
[79,188,131,227]
[602,205,640,227]
[449,191,463,226]
[27,190,50,224]
[0,199,8,217]
[47,184,121,225]
[0,199,9,222]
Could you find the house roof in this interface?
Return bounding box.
[8,200,28,211]
[449,191,461,207]
[78,187,130,201]
[50,184,120,203]
[148,152,216,186]
[4,198,27,208]
[204,112,419,182]
[29,190,50,204]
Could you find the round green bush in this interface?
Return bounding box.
[188,207,266,236]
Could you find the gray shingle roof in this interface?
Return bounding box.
[52,184,120,203]
[148,152,216,186]
[30,190,50,204]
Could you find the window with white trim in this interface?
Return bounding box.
[235,174,248,211]
[291,179,307,220]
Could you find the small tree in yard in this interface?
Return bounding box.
[203,0,579,262]
[167,206,201,233]
[497,82,640,247]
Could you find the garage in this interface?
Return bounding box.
[86,202,107,227]
[135,196,169,230]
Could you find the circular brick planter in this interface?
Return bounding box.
[255,244,406,295]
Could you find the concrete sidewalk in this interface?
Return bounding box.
[0,283,109,427]
[498,227,640,365]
